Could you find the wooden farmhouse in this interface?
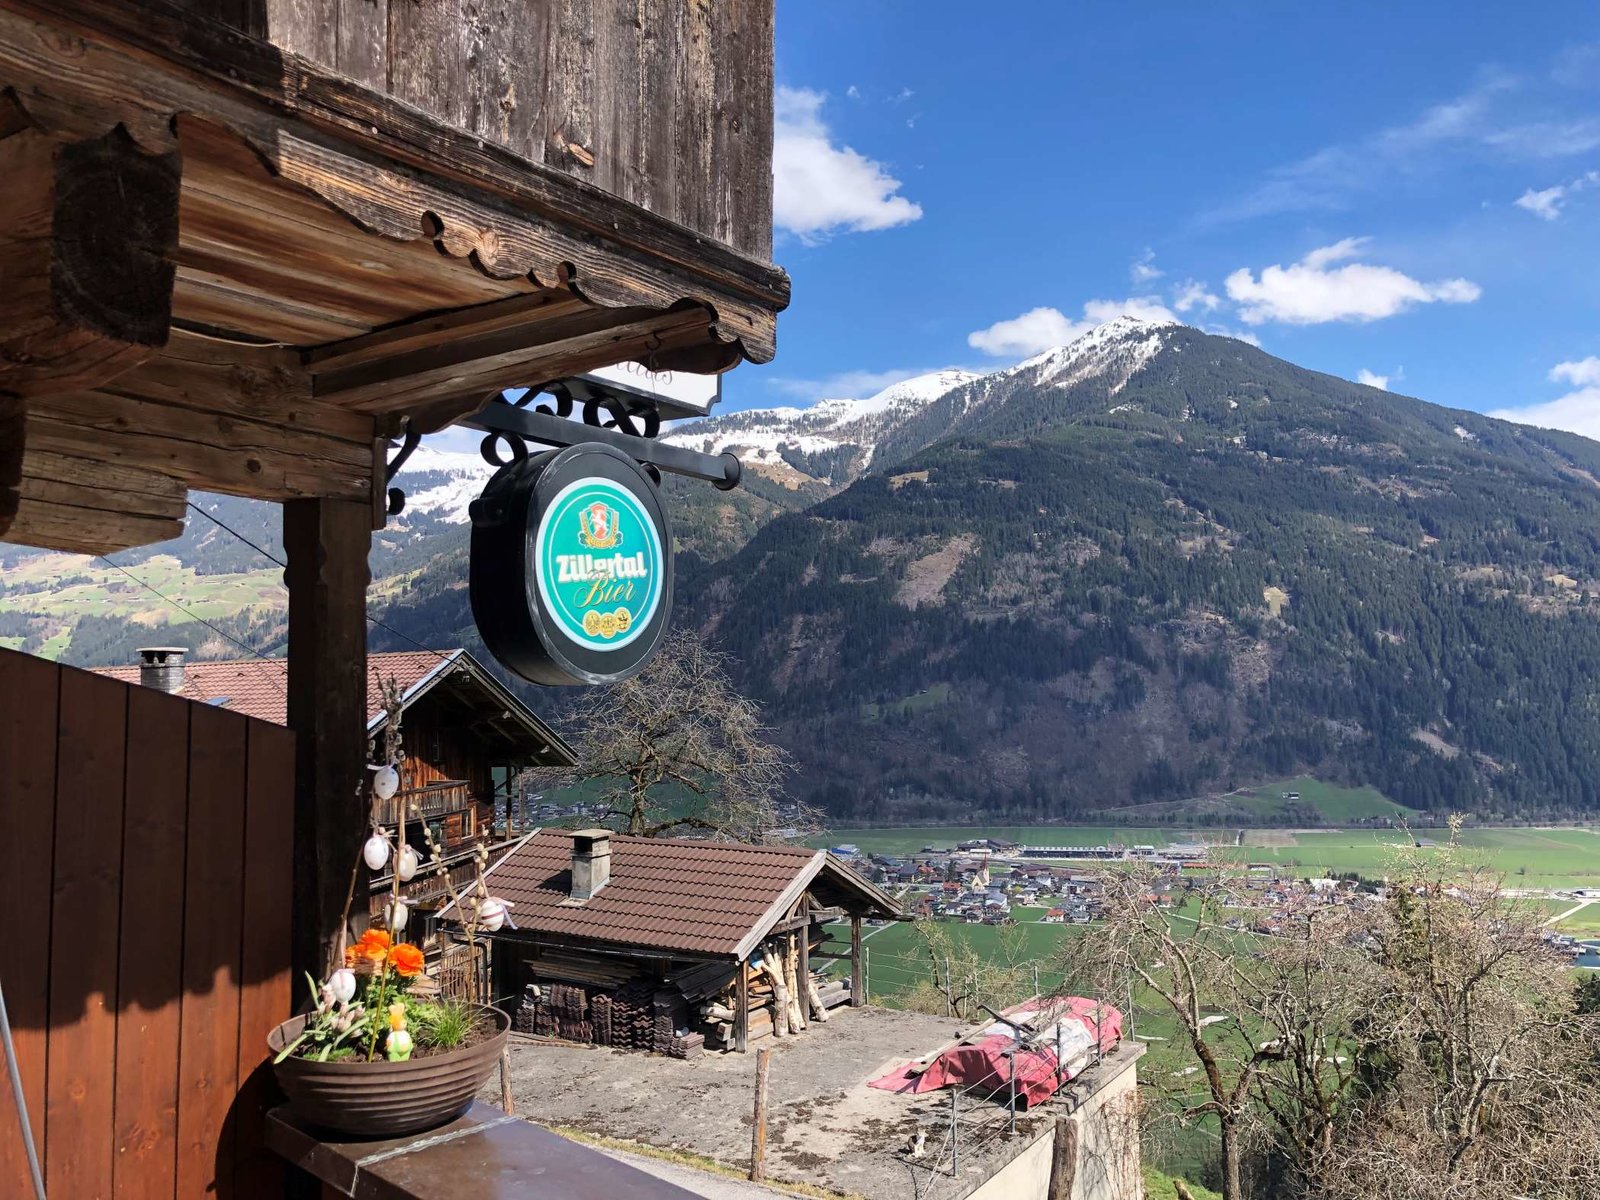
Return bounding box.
[0,1,788,1196]
[446,830,904,1055]
[92,646,577,917]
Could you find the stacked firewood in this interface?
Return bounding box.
[699,930,850,1048]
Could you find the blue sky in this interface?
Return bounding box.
[733,0,1600,436]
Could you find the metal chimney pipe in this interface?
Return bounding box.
[136,647,187,694]
[569,830,612,901]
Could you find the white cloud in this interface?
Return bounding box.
[1083,296,1178,324]
[846,85,860,100]
[968,307,1093,357]
[1488,356,1600,440]
[773,87,922,242]
[1513,169,1600,219]
[1516,184,1568,219]
[1130,248,1164,284]
[1551,357,1600,387]
[967,298,1177,357]
[1490,387,1600,440]
[1356,369,1390,390]
[1224,238,1482,325]
[1172,279,1221,313]
[1207,66,1600,223]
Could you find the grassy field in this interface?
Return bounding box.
[812,822,1600,890]
[0,552,282,657]
[1221,775,1414,822]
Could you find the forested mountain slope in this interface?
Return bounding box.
[681,321,1600,820]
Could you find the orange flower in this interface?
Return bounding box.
[348,928,391,967]
[388,943,425,978]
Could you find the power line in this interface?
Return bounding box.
[184,501,456,666]
[96,554,287,694]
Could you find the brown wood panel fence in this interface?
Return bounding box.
[0,647,295,1199]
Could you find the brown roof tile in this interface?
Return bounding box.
[480,830,827,958]
[94,650,449,728]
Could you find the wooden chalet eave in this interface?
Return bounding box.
[0,0,789,556]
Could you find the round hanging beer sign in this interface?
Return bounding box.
[470,442,673,686]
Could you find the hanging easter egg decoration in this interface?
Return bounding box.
[396,844,419,882]
[477,897,509,932]
[363,833,391,871]
[328,968,357,1005]
[387,898,410,932]
[372,764,400,801]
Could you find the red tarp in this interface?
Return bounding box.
[868,996,1122,1109]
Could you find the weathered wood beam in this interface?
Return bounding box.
[305,291,590,376]
[0,126,179,398]
[312,304,714,413]
[850,916,864,1008]
[4,439,189,555]
[735,962,750,1053]
[0,394,20,540]
[284,497,371,984]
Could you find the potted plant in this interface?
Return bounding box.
[266,679,516,1138]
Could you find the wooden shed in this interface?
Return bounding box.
[0,2,787,1196]
[447,829,904,1054]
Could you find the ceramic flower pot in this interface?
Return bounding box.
[267,1004,509,1138]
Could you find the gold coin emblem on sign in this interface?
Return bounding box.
[598,611,620,639]
[583,610,603,636]
[614,607,632,633]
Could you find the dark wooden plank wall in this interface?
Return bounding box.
[0,648,295,1200]
[178,0,775,257]
[399,706,494,842]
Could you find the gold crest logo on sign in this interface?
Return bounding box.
[578,501,621,549]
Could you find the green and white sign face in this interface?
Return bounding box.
[532,476,665,653]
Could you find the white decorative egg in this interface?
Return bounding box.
[387,898,410,932]
[329,968,357,1004]
[362,833,391,871]
[477,897,508,932]
[372,764,400,801]
[396,845,419,882]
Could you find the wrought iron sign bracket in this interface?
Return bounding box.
[458,382,742,492]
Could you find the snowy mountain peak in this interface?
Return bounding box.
[1009,315,1184,392]
[661,366,982,481]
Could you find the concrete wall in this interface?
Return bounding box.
[962,1045,1144,1200]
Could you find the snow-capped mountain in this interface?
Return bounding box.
[662,367,981,484]
[389,445,498,524]
[663,317,1187,488]
[1007,315,1180,394]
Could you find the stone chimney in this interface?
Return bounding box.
[569,830,612,901]
[137,647,188,694]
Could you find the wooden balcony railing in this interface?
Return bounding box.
[373,779,473,827]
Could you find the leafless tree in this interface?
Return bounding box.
[1066,826,1600,1200]
[894,918,1035,1018]
[1063,868,1378,1200]
[543,629,812,842]
[1304,833,1600,1200]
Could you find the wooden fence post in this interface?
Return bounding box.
[748,1047,772,1182]
[1048,1115,1078,1200]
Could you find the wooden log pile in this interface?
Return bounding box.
[698,928,854,1049]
